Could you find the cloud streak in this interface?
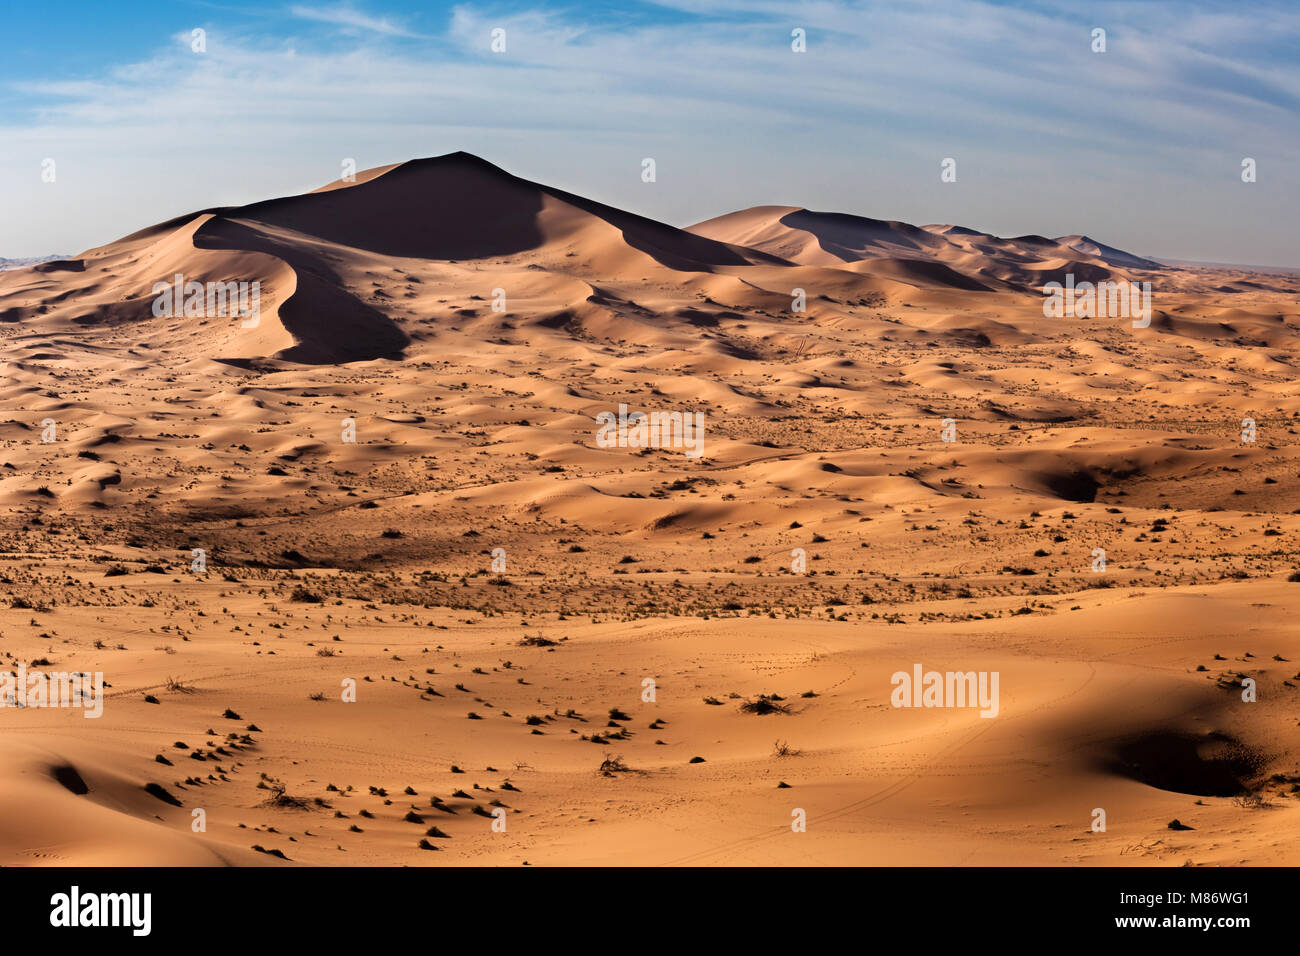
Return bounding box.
[1,0,1296,266]
[289,3,425,38]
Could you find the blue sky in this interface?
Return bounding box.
[2,0,1297,266]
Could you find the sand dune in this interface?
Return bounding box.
[687,205,1164,293]
[0,153,1298,865]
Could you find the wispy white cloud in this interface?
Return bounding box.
[289,3,425,38]
[1,1,1296,265]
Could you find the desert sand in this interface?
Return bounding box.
[0,152,1297,866]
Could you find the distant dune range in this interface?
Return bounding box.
[0,153,1298,866]
[0,255,70,273]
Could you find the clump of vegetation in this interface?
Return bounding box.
[518,634,557,647]
[740,694,791,715]
[261,781,311,810]
[599,754,630,775]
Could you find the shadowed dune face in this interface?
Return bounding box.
[1041,469,1101,503]
[1,153,1299,866]
[1098,732,1268,798]
[846,256,995,292]
[51,764,90,795]
[240,153,550,261]
[193,217,411,364]
[779,208,950,260]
